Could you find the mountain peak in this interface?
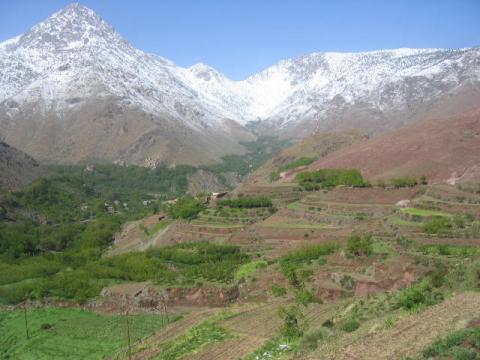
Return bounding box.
[7,2,127,52]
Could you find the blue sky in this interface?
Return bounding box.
[0,0,479,79]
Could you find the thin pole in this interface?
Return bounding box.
[23,302,29,340]
[125,309,132,360]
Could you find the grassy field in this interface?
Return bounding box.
[262,222,336,230]
[400,207,452,218]
[0,307,180,359]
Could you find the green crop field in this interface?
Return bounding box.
[0,307,180,359]
[262,222,335,230]
[400,207,452,218]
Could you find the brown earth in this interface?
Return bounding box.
[304,108,480,183]
[315,292,480,360]
[0,141,49,189]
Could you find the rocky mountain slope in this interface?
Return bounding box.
[0,141,47,189]
[304,108,480,183]
[0,3,479,165]
[242,130,369,185]
[0,4,253,165]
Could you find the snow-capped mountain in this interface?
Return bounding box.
[0,3,479,165]
[242,48,480,136]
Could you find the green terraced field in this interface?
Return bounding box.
[400,207,452,218]
[0,307,179,360]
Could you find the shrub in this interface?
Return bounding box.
[395,278,443,310]
[423,217,452,235]
[340,318,360,332]
[299,327,328,351]
[391,177,418,188]
[278,157,318,172]
[296,169,367,190]
[453,214,465,228]
[281,244,336,263]
[167,196,206,220]
[295,289,317,306]
[278,305,305,339]
[217,196,272,208]
[40,323,52,330]
[269,171,280,182]
[420,328,480,359]
[271,284,287,297]
[346,234,373,257]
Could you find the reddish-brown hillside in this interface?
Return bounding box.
[306,109,480,183]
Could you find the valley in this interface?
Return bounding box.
[1,2,479,360]
[1,153,480,359]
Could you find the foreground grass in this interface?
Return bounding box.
[0,307,180,360]
[153,313,234,360]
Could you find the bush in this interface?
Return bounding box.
[40,323,52,330]
[278,305,305,339]
[295,289,317,306]
[217,196,272,208]
[299,327,328,351]
[340,318,360,332]
[395,278,443,310]
[346,234,373,257]
[296,169,367,190]
[423,217,452,235]
[278,157,318,172]
[391,177,418,188]
[419,328,480,359]
[269,171,280,182]
[281,244,336,263]
[167,196,206,220]
[271,284,287,297]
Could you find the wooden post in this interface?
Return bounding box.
[23,301,29,340]
[125,309,132,360]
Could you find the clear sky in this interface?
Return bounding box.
[0,0,479,79]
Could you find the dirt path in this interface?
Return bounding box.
[316,292,480,360]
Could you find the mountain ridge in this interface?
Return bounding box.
[1,3,479,165]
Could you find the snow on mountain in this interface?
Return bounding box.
[0,3,479,164]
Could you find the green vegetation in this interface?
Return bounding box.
[394,278,443,311]
[0,241,249,304]
[262,222,334,229]
[0,307,179,359]
[295,289,318,305]
[423,217,453,235]
[204,136,291,178]
[281,244,336,264]
[413,327,480,360]
[234,260,267,281]
[278,305,305,339]
[390,177,418,188]
[217,196,273,208]
[271,284,287,297]
[269,171,281,182]
[155,319,232,360]
[401,207,452,218]
[422,244,480,257]
[280,244,335,287]
[296,169,368,191]
[299,327,330,351]
[346,234,373,257]
[339,318,360,332]
[166,196,206,220]
[278,157,318,172]
[242,337,296,360]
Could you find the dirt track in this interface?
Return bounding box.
[317,292,480,360]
